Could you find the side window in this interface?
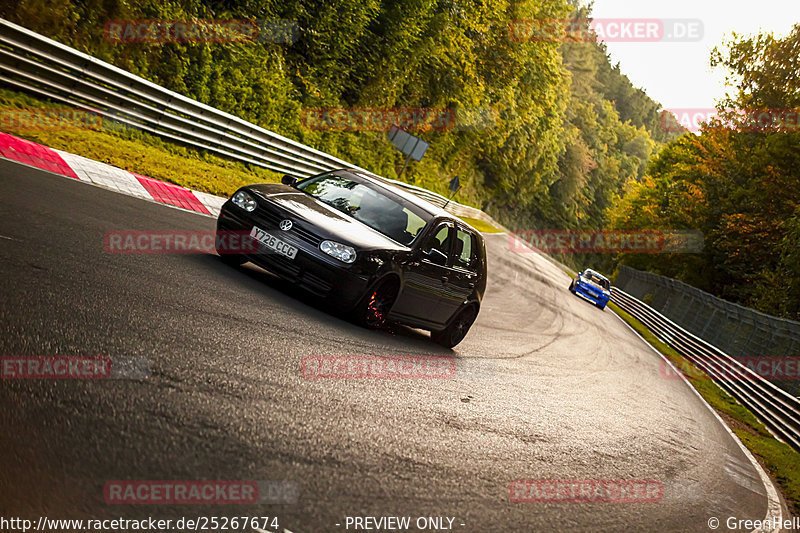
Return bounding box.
[454,229,477,270]
[405,209,427,241]
[426,225,450,254]
[422,225,452,266]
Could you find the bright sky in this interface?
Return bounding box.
[589,0,800,111]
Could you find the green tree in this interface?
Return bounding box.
[611,24,800,318]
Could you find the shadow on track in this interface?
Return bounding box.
[184,252,454,356]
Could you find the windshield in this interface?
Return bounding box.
[583,271,610,290]
[296,173,431,246]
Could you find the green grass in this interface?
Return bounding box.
[459,216,503,233]
[0,89,498,215]
[0,89,499,219]
[736,430,800,512]
[608,300,800,515]
[0,89,279,197]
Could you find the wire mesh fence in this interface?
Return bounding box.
[615,265,800,396]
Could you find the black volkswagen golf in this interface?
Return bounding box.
[215,169,487,348]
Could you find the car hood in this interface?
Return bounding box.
[247,183,409,251]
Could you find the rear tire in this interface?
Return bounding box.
[355,279,399,329]
[431,305,478,349]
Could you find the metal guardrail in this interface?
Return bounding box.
[0,18,510,236]
[0,19,361,177]
[0,17,486,217]
[611,287,800,450]
[615,267,800,392]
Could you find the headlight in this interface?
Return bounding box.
[231,190,256,212]
[320,240,356,264]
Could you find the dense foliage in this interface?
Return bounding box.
[1,0,675,231]
[610,25,800,319]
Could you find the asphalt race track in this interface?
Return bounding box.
[0,159,778,532]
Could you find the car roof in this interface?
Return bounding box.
[331,168,475,230]
[584,269,609,280]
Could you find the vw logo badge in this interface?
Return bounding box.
[279,219,293,231]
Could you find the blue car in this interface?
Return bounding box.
[569,269,611,310]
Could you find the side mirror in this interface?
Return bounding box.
[281,174,298,187]
[424,248,448,266]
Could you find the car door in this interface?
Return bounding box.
[390,223,454,327]
[438,226,480,322]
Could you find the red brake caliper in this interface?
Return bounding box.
[368,291,383,322]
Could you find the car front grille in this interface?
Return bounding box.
[291,224,323,247]
[581,284,599,297]
[254,199,323,247]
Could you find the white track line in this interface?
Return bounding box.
[0,156,217,219]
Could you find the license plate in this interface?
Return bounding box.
[250,226,298,259]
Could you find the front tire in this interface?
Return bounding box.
[569,279,576,294]
[355,279,399,329]
[431,305,478,349]
[596,302,606,310]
